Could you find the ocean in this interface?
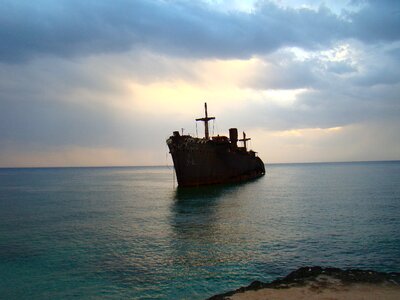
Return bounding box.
[0,161,399,299]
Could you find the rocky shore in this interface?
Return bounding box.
[208,266,400,300]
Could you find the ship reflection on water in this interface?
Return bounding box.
[168,181,261,271]
[173,183,240,201]
[171,185,238,233]
[170,179,263,229]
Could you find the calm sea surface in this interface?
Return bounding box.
[1,162,399,299]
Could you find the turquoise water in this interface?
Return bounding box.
[0,162,399,299]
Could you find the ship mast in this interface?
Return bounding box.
[239,131,251,151]
[196,102,215,140]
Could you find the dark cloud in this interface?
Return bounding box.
[348,0,400,42]
[1,0,399,63]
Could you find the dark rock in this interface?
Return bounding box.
[207,266,400,300]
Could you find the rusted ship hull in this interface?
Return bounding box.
[167,136,265,187]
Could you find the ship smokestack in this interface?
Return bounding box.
[229,128,238,147]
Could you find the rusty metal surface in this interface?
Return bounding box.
[167,134,265,187]
[167,103,265,187]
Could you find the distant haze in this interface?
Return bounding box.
[1,0,399,167]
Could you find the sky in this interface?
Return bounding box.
[0,0,399,167]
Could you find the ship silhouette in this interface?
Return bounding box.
[167,103,265,187]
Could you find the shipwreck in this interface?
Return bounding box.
[167,103,265,187]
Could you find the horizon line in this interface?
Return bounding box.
[1,159,399,169]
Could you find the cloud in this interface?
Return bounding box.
[0,54,189,152]
[252,119,400,163]
[233,79,400,132]
[348,0,400,43]
[1,0,399,63]
[243,52,320,90]
[0,0,399,166]
[325,60,356,74]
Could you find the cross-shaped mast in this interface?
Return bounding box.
[196,102,215,140]
[239,131,251,151]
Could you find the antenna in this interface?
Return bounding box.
[195,102,215,140]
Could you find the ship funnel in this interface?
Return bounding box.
[229,128,238,147]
